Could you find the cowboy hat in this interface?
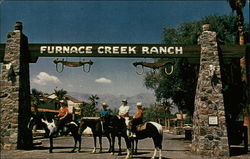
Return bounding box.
[122,99,127,102]
[102,103,109,107]
[136,102,142,107]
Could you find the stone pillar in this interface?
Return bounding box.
[0,22,32,150]
[191,24,230,156]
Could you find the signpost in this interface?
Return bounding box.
[0,43,246,63]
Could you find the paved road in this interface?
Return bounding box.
[1,133,250,159]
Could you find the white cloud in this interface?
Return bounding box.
[95,77,112,84]
[32,72,61,86]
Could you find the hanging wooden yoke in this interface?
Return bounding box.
[53,58,94,73]
[132,61,174,75]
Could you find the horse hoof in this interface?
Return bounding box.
[125,156,131,159]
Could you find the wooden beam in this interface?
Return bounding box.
[0,43,246,63]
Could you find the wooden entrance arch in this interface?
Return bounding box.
[0,22,248,157]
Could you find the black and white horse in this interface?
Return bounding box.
[28,115,81,153]
[130,121,163,159]
[78,118,112,153]
[102,115,132,159]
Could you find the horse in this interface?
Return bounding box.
[27,115,82,153]
[78,117,112,153]
[102,115,132,159]
[129,121,163,159]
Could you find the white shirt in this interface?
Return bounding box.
[119,105,130,116]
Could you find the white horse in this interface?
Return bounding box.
[130,121,163,159]
[28,116,81,153]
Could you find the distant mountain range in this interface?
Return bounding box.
[68,92,156,114]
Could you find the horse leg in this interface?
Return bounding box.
[49,137,53,153]
[135,139,138,154]
[78,135,81,153]
[106,133,112,152]
[158,148,162,159]
[151,148,157,159]
[131,139,134,155]
[118,136,122,155]
[71,135,77,153]
[152,136,163,159]
[99,135,102,153]
[124,136,132,159]
[92,135,97,153]
[111,135,115,155]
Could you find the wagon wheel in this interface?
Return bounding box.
[134,65,144,75]
[164,64,174,75]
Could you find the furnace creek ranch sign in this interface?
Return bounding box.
[1,43,244,62]
[39,45,183,56]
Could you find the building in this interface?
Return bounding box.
[64,95,86,114]
[32,94,86,115]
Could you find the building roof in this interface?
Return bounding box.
[64,95,85,104]
[44,94,85,104]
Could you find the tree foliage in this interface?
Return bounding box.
[145,14,245,116]
[143,103,175,124]
[53,88,68,109]
[163,14,238,45]
[80,94,99,117]
[31,88,44,115]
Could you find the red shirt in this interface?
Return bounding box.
[134,109,143,119]
[58,107,69,117]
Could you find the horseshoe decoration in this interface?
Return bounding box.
[53,58,94,73]
[164,65,174,75]
[133,61,174,75]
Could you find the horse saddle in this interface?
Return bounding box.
[136,123,147,131]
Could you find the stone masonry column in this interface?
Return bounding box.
[0,22,32,150]
[191,24,230,156]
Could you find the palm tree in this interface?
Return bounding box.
[54,89,67,109]
[31,88,44,115]
[228,0,246,45]
[30,88,44,131]
[80,95,99,117]
[88,94,99,107]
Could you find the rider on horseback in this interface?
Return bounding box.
[130,102,143,138]
[100,102,112,133]
[118,99,130,132]
[118,99,130,118]
[100,103,111,117]
[55,100,71,135]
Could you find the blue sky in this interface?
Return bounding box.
[0,1,249,96]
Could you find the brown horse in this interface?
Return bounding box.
[102,115,132,159]
[78,118,112,153]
